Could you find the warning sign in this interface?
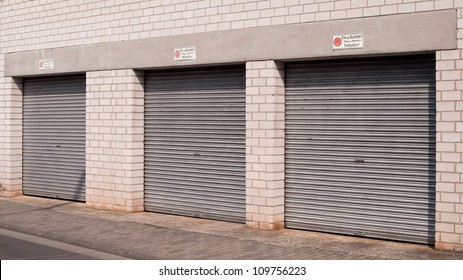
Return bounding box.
[333,33,364,50]
[174,47,196,61]
[38,59,54,70]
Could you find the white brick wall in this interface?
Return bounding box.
[246,61,285,230]
[0,77,22,198]
[436,47,463,251]
[1,0,463,250]
[1,1,462,54]
[86,69,144,212]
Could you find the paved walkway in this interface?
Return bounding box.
[1,196,462,260]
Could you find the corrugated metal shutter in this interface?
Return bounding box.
[23,75,86,201]
[145,66,246,223]
[285,55,436,244]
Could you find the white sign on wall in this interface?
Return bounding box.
[333,33,364,50]
[38,59,54,70]
[174,47,196,61]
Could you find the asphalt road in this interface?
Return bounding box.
[0,228,128,260]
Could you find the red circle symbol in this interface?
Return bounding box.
[333,37,342,47]
[174,50,181,58]
[39,61,44,68]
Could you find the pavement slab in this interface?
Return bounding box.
[1,196,462,260]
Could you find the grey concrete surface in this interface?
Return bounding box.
[1,196,462,260]
[5,10,456,77]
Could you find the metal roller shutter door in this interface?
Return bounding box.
[285,55,436,244]
[23,75,86,201]
[145,66,246,223]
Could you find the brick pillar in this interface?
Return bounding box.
[435,49,463,252]
[246,61,285,230]
[86,70,144,212]
[0,77,22,198]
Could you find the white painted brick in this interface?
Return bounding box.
[437,162,456,173]
[385,0,401,4]
[437,122,456,132]
[397,3,415,13]
[441,233,460,243]
[435,0,454,10]
[368,0,385,7]
[455,0,463,8]
[347,8,364,18]
[289,5,303,15]
[441,193,461,203]
[441,213,461,223]
[437,202,455,212]
[285,0,299,7]
[441,50,461,60]
[441,112,461,121]
[285,15,299,23]
[257,1,271,10]
[363,6,380,16]
[441,91,462,101]
[442,71,462,81]
[436,223,455,233]
[441,153,461,163]
[304,3,319,13]
[274,7,289,16]
[331,10,347,19]
[315,11,330,21]
[441,172,461,183]
[319,2,335,11]
[335,1,351,10]
[270,0,285,8]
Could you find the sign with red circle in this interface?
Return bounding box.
[38,59,54,70]
[173,47,196,61]
[333,33,364,50]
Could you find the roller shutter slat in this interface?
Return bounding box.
[285,55,436,244]
[144,66,246,223]
[23,75,86,202]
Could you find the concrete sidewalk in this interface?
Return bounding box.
[1,196,462,260]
